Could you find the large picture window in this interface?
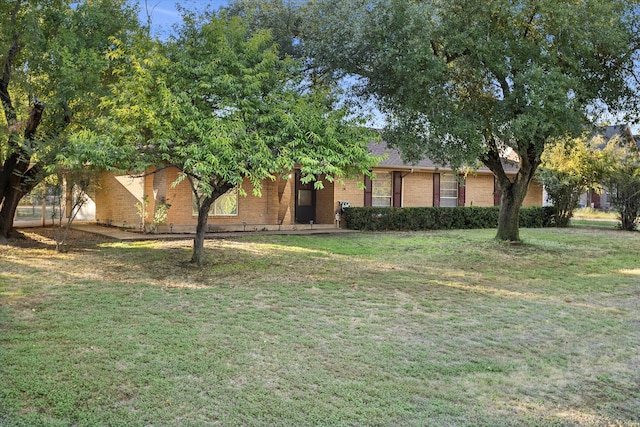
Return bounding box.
[372,172,392,207]
[440,174,459,207]
[192,187,238,216]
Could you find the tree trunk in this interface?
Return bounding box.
[495,173,532,242]
[0,100,45,239]
[0,187,23,238]
[0,162,42,239]
[191,196,214,265]
[189,180,234,265]
[618,187,640,231]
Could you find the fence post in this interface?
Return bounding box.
[42,184,46,227]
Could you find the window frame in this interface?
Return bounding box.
[192,187,239,217]
[439,174,459,207]
[372,172,393,207]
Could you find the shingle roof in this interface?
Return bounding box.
[600,124,632,141]
[592,125,637,149]
[368,141,443,169]
[368,141,519,173]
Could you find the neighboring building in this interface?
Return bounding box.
[579,125,638,210]
[93,141,544,232]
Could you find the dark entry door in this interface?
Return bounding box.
[295,170,316,223]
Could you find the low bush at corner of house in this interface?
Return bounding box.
[342,206,554,231]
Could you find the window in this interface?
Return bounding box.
[365,171,402,207]
[440,174,459,207]
[192,187,238,216]
[297,181,313,207]
[372,172,392,207]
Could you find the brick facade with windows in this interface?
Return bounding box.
[94,141,544,231]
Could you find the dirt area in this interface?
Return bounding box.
[7,227,111,250]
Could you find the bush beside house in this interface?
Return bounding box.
[343,206,554,231]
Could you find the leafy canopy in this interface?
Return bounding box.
[306,0,639,169]
[91,15,377,201]
[0,0,140,238]
[303,0,640,241]
[537,134,605,226]
[600,136,640,230]
[1,0,139,160]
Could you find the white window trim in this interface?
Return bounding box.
[440,174,458,207]
[372,172,393,207]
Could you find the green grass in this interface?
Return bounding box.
[570,218,619,229]
[1,228,639,426]
[573,207,619,220]
[570,208,620,229]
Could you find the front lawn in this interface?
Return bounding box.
[1,228,639,426]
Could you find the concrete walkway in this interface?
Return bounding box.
[15,221,356,241]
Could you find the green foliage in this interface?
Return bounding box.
[536,134,605,227]
[343,206,554,231]
[86,13,378,263]
[98,16,378,193]
[152,201,172,232]
[223,0,305,60]
[0,0,141,235]
[134,195,170,234]
[600,137,640,231]
[51,168,97,252]
[305,0,640,240]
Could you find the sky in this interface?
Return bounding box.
[135,0,638,134]
[137,0,230,35]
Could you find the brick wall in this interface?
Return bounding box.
[402,172,435,207]
[95,172,145,228]
[276,175,294,225]
[97,167,293,231]
[164,167,282,227]
[316,177,337,224]
[465,174,495,207]
[334,175,366,208]
[523,181,543,207]
[96,167,545,230]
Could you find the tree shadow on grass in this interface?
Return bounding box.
[10,227,112,252]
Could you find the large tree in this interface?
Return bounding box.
[304,0,640,241]
[0,0,139,241]
[91,15,377,265]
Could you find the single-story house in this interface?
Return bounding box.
[93,141,543,232]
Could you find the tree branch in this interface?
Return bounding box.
[522,6,538,40]
[24,99,45,141]
[0,3,21,125]
[129,164,178,179]
[481,140,509,186]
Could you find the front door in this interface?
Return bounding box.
[295,170,316,223]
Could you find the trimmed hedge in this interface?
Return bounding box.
[342,206,554,231]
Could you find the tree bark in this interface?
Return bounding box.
[190,182,234,265]
[494,158,539,241]
[0,100,45,239]
[495,181,529,241]
[191,196,215,265]
[0,163,42,238]
[0,185,24,238]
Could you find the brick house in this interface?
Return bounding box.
[94,141,543,232]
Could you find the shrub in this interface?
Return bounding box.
[342,206,554,231]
